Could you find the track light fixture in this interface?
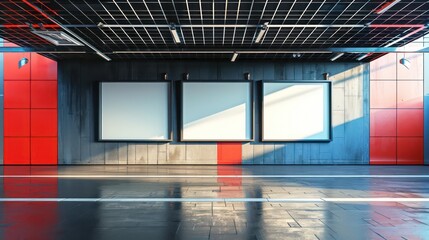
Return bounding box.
[255,22,269,43]
[169,23,181,44]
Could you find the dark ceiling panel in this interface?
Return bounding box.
[0,0,428,61]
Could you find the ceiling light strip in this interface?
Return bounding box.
[375,0,401,14]
[22,0,111,61]
[230,52,238,62]
[330,53,344,61]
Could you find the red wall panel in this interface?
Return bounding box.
[31,138,58,165]
[370,39,424,165]
[217,143,242,164]
[4,137,31,165]
[369,53,397,80]
[370,109,396,137]
[3,53,31,80]
[3,52,58,165]
[30,109,57,137]
[370,81,396,109]
[397,137,424,165]
[397,81,423,109]
[30,53,57,80]
[397,109,423,137]
[370,137,396,164]
[31,81,57,108]
[4,109,30,136]
[4,81,30,108]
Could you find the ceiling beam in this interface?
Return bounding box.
[2,47,428,54]
[112,47,429,54]
[99,24,366,28]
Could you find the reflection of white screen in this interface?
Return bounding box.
[263,82,330,141]
[182,82,252,141]
[100,82,169,140]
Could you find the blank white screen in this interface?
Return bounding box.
[182,82,252,141]
[263,82,330,141]
[100,82,169,140]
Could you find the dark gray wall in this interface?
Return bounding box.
[58,60,369,164]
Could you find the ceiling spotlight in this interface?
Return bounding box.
[231,52,239,62]
[244,72,251,80]
[183,73,189,80]
[375,0,401,14]
[18,57,29,69]
[330,53,344,61]
[255,22,269,43]
[169,23,181,44]
[399,57,411,69]
[292,53,302,58]
[322,73,330,80]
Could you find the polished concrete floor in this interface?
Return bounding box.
[0,165,429,240]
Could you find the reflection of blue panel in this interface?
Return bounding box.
[182,82,253,141]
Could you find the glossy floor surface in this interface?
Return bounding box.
[1,165,429,240]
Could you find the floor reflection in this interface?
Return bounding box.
[0,165,428,239]
[2,166,58,240]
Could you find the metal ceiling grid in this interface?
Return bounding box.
[0,0,428,61]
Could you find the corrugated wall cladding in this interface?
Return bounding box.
[58,61,370,165]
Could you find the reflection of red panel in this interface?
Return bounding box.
[4,137,31,165]
[397,81,423,108]
[3,166,31,199]
[397,137,423,164]
[217,143,242,164]
[31,109,58,137]
[370,53,397,80]
[4,53,31,80]
[4,81,30,108]
[4,109,30,136]
[217,166,243,198]
[370,137,396,164]
[370,81,396,108]
[31,81,57,108]
[31,137,58,165]
[370,109,396,137]
[397,109,423,137]
[3,166,58,240]
[30,53,57,80]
